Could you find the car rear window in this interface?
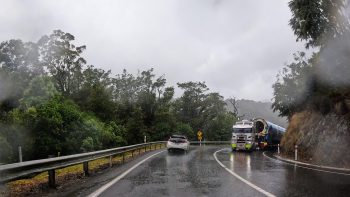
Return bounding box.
[170,135,186,139]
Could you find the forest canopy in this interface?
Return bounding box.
[0,30,237,163]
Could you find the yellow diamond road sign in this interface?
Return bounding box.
[197,131,203,141]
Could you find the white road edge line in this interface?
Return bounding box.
[213,149,276,197]
[88,150,166,197]
[262,152,350,176]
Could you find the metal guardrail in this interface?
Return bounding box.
[190,141,230,145]
[0,141,166,187]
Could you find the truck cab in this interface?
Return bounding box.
[231,120,256,151]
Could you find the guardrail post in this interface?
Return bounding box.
[278,144,280,154]
[83,162,89,176]
[122,152,125,163]
[138,148,141,155]
[18,146,22,162]
[48,155,55,188]
[131,150,134,157]
[48,169,56,188]
[295,145,298,161]
[109,156,113,168]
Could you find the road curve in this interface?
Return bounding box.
[96,146,262,197]
[86,146,350,197]
[215,148,350,197]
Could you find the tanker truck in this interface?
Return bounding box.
[254,118,286,149]
[231,118,286,151]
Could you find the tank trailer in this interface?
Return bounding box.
[231,118,286,151]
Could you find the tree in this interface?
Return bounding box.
[0,39,41,76]
[174,82,236,140]
[0,135,12,162]
[272,52,314,118]
[174,81,209,130]
[205,113,237,141]
[74,65,116,121]
[20,76,59,109]
[0,39,43,113]
[289,0,349,48]
[38,30,86,96]
[227,97,239,116]
[174,123,194,140]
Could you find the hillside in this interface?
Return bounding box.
[225,99,288,128]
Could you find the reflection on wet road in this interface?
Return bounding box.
[96,146,350,197]
[216,148,350,197]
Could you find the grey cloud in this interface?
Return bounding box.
[0,0,305,101]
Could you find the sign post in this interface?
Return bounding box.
[197,130,203,146]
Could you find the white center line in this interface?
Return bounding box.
[213,149,276,197]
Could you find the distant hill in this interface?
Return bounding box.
[225,99,288,128]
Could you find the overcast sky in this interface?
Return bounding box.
[0,0,305,101]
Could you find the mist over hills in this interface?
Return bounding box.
[225,99,288,128]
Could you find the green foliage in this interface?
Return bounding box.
[174,123,194,140]
[174,81,209,130]
[174,82,234,140]
[0,135,12,162]
[100,122,127,148]
[272,52,314,118]
[0,30,238,163]
[289,0,349,48]
[273,1,350,118]
[152,110,176,141]
[205,113,237,141]
[38,30,86,96]
[0,40,42,113]
[0,111,35,162]
[20,76,59,109]
[81,137,94,152]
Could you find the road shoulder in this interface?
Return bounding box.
[266,152,350,175]
[45,149,166,197]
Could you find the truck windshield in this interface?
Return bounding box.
[233,128,252,133]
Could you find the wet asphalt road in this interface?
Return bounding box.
[95,146,350,197]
